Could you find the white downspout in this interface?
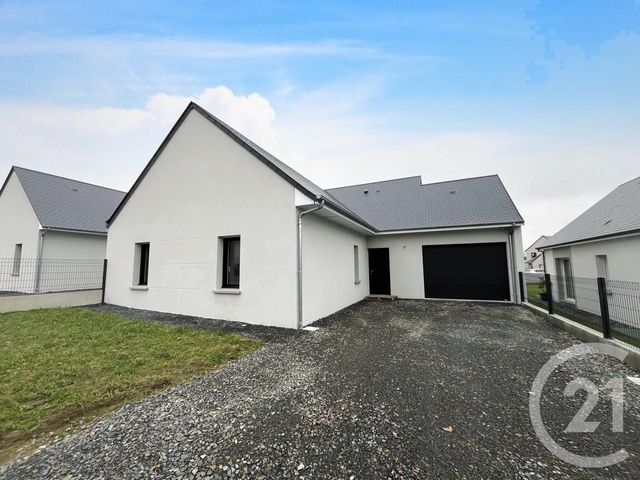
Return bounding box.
[297,199,325,329]
[34,228,48,293]
[508,226,519,303]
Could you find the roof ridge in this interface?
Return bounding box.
[326,175,421,191]
[419,173,499,187]
[13,166,126,193]
[616,175,640,188]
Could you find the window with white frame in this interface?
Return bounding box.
[556,258,575,300]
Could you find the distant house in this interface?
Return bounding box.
[524,235,549,271]
[105,102,526,329]
[541,176,640,298]
[0,167,125,292]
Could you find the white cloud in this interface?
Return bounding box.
[0,87,278,192]
[1,84,637,249]
[0,36,393,61]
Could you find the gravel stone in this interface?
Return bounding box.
[2,300,639,479]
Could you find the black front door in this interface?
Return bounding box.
[368,248,390,295]
[422,243,510,301]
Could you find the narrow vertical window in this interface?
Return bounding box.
[222,237,240,288]
[562,258,575,300]
[595,255,609,279]
[12,244,22,275]
[354,245,360,284]
[136,242,150,286]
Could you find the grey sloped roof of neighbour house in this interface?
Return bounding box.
[326,174,524,232]
[542,176,640,248]
[5,166,126,234]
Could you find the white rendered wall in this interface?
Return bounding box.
[0,173,40,292]
[105,109,298,328]
[301,213,369,325]
[0,172,40,258]
[366,227,515,300]
[41,231,107,259]
[545,236,640,282]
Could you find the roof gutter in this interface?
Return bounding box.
[540,229,640,250]
[297,199,325,329]
[375,222,522,235]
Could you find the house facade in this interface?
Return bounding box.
[0,167,125,292]
[541,177,640,285]
[524,235,549,271]
[540,177,640,321]
[105,102,525,329]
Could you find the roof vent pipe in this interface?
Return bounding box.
[297,199,325,329]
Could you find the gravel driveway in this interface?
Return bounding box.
[2,300,640,479]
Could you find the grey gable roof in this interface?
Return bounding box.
[5,167,126,234]
[326,175,524,232]
[108,102,523,233]
[542,176,640,248]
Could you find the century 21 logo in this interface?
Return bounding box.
[529,343,629,468]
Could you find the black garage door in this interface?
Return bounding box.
[422,243,510,301]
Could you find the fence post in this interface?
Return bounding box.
[597,277,612,339]
[545,273,553,315]
[101,259,108,304]
[518,271,525,303]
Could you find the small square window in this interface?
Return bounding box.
[222,237,240,288]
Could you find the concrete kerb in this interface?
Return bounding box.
[523,302,640,371]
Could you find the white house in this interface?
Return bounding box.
[541,176,640,290]
[0,167,125,292]
[524,235,549,271]
[105,102,525,329]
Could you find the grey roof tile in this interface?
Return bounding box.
[11,167,126,234]
[327,175,524,231]
[542,176,640,248]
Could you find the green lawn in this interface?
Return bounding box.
[526,282,546,298]
[0,308,263,460]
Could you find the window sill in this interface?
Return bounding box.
[354,280,361,285]
[213,288,241,295]
[130,286,149,291]
[561,298,576,304]
[10,273,19,277]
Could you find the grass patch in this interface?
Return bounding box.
[526,282,545,298]
[0,308,262,461]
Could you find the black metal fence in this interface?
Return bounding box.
[0,258,104,296]
[524,273,640,349]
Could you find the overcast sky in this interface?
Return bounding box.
[1,1,639,248]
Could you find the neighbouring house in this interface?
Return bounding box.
[105,102,525,329]
[0,167,126,293]
[524,235,549,271]
[541,176,640,284]
[540,176,640,317]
